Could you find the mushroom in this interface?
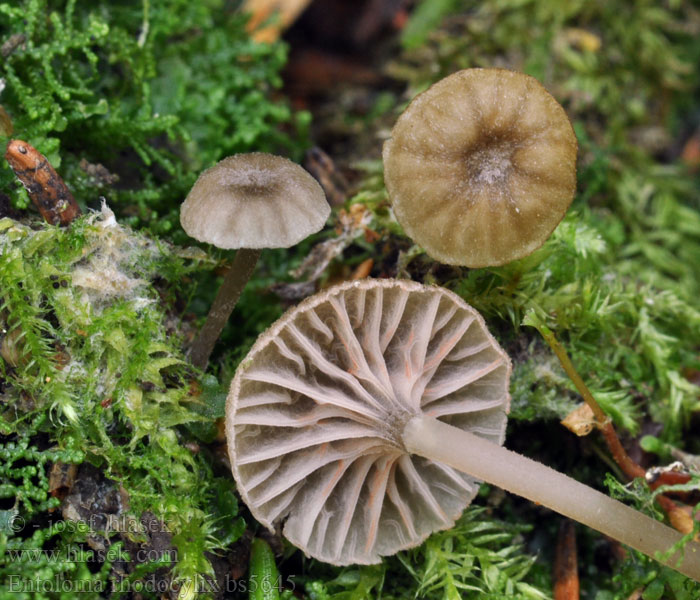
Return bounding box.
[226,279,700,579]
[383,68,578,267]
[180,152,330,369]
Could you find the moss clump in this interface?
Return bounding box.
[0,0,308,235]
[0,207,243,596]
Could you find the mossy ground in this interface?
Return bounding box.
[1,1,699,599]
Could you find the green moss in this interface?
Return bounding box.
[0,0,308,235]
[0,207,240,597]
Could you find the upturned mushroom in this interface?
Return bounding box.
[383,68,578,267]
[181,152,330,369]
[226,279,700,579]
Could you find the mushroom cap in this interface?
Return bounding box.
[180,153,330,249]
[383,68,578,267]
[227,278,511,565]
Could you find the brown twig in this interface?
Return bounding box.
[554,520,579,600]
[527,317,700,535]
[533,320,644,479]
[648,470,693,495]
[4,139,80,226]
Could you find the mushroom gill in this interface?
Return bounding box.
[227,278,510,565]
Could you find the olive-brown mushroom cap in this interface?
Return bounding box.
[180,153,330,249]
[383,68,578,267]
[227,278,511,565]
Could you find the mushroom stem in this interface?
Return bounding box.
[189,248,263,370]
[402,415,700,582]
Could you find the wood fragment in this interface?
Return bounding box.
[4,139,80,226]
[290,207,372,284]
[48,461,78,501]
[351,258,373,280]
[1,33,26,58]
[304,147,350,207]
[243,0,312,43]
[554,520,580,600]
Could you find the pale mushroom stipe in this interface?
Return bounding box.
[383,68,578,267]
[180,153,330,369]
[226,279,700,579]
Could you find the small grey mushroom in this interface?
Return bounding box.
[181,153,330,369]
[226,279,700,579]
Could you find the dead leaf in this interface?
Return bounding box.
[242,0,312,43]
[304,147,350,207]
[561,403,596,436]
[351,258,373,280]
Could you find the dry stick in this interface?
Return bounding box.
[5,139,81,226]
[189,248,262,370]
[531,321,700,535]
[554,520,579,600]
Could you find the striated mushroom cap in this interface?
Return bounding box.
[180,153,330,249]
[227,278,511,565]
[383,68,578,267]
